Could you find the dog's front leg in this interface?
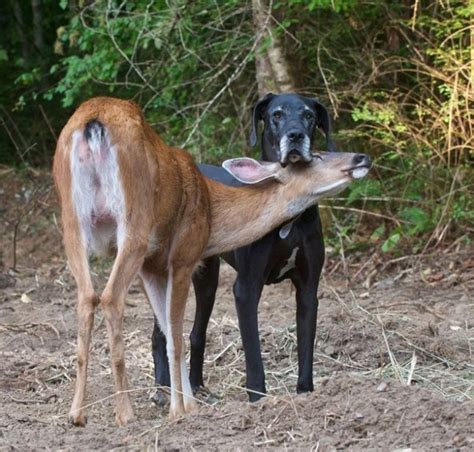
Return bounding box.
[292,231,324,394]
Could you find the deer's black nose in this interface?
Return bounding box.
[287,130,305,143]
[353,153,371,166]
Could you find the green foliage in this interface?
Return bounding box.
[346,178,382,204]
[382,231,401,253]
[284,0,356,13]
[400,207,433,236]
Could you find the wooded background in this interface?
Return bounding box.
[0,0,472,253]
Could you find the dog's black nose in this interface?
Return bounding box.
[287,131,305,143]
[353,153,371,166]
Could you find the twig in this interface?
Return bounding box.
[406,351,417,386]
[411,0,420,30]
[378,319,404,385]
[0,321,60,338]
[38,105,57,141]
[319,205,405,225]
[317,36,339,116]
[1,392,55,405]
[104,0,160,97]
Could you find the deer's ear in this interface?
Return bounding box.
[222,158,282,185]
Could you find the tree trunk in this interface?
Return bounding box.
[252,0,295,96]
[9,0,30,66]
[32,0,45,54]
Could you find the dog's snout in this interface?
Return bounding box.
[287,130,305,143]
[353,153,371,167]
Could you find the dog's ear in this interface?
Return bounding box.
[311,99,336,152]
[250,93,275,147]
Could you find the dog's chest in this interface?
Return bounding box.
[276,246,299,279]
[266,239,301,283]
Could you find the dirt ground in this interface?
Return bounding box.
[1,168,473,450]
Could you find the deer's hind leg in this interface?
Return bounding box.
[140,268,169,404]
[166,265,198,419]
[100,234,149,426]
[141,264,197,418]
[64,216,99,427]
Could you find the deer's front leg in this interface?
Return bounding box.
[167,265,197,419]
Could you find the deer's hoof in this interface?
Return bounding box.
[115,410,135,427]
[168,405,185,421]
[184,398,198,414]
[69,411,87,427]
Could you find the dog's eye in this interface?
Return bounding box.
[273,111,282,120]
[304,112,313,121]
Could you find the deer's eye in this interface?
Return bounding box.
[273,111,282,120]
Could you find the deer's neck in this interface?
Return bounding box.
[202,178,311,258]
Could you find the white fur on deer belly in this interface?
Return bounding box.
[277,246,299,279]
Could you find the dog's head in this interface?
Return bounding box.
[250,93,335,166]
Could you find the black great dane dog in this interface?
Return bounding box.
[151,93,335,402]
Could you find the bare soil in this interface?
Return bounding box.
[1,168,473,450]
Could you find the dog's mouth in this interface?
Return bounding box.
[288,149,304,163]
[344,164,371,179]
[280,135,312,166]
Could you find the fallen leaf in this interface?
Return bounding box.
[426,272,444,282]
[21,293,32,304]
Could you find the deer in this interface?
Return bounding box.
[53,96,371,427]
